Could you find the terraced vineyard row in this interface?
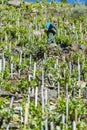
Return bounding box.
[0,1,87,130]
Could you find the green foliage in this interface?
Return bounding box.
[68,5,87,20]
[0,0,7,4]
[55,35,71,47]
[0,2,87,129]
[56,97,87,120]
[17,78,28,92]
[43,57,56,73]
[29,78,38,88]
[77,121,87,130]
[61,0,67,3]
[29,102,42,129]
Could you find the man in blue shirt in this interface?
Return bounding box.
[45,19,58,44]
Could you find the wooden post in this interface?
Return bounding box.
[30,54,32,70]
[20,50,22,65]
[24,53,26,64]
[2,0,4,4]
[18,69,21,79]
[76,31,78,44]
[79,89,81,98]
[10,96,14,108]
[33,62,36,78]
[45,88,48,130]
[6,124,10,130]
[62,114,65,123]
[50,122,54,130]
[24,103,29,126]
[55,57,58,69]
[80,22,82,32]
[72,121,76,130]
[45,118,48,130]
[69,62,72,77]
[42,68,44,87]
[10,63,13,79]
[31,88,34,96]
[3,58,5,71]
[78,58,80,81]
[81,32,83,41]
[35,87,38,107]
[6,96,14,130]
[45,88,48,104]
[74,109,77,124]
[28,95,30,105]
[82,55,85,69]
[9,42,11,52]
[16,17,20,26]
[2,52,5,71]
[86,86,87,99]
[66,84,68,129]
[62,114,65,130]
[58,82,60,98]
[41,85,44,113]
[5,32,8,43]
[20,107,23,124]
[0,59,2,73]
[44,53,46,60]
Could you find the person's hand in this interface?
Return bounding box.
[44,29,48,33]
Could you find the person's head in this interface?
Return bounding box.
[53,18,57,26]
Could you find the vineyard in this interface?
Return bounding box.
[0,1,87,130]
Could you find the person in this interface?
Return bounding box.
[45,19,58,45]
